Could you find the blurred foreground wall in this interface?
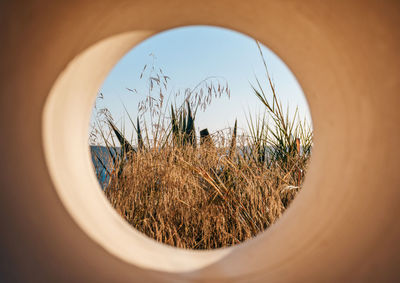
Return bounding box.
[0,1,399,282]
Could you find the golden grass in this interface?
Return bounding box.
[92,41,312,249]
[103,135,309,249]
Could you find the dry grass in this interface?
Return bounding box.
[103,132,309,249]
[91,42,312,249]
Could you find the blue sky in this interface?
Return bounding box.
[91,25,311,142]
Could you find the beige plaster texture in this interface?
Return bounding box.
[0,0,399,282]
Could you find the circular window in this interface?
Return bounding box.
[88,26,313,250]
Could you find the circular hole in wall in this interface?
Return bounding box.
[88,26,313,250]
[89,26,313,249]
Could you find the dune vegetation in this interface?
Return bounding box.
[90,42,313,249]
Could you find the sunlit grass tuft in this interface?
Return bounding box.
[90,42,312,249]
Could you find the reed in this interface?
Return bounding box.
[90,44,312,249]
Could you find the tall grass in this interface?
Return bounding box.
[90,44,312,249]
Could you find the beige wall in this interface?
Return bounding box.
[0,0,399,282]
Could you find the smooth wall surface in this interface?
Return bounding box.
[1,0,399,282]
